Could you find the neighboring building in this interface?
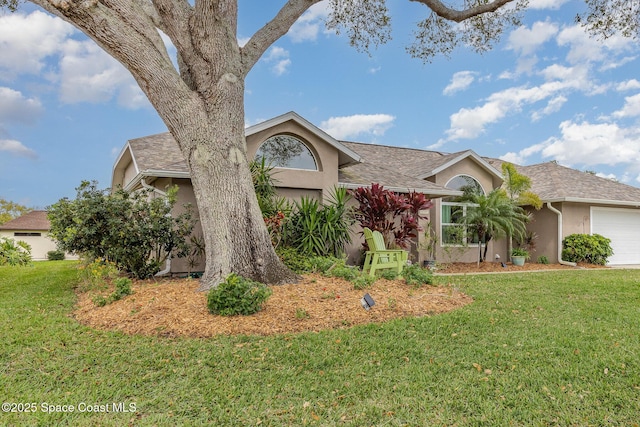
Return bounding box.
[0,210,77,261]
[112,111,640,274]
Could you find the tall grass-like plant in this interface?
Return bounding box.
[284,187,353,257]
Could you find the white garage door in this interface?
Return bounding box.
[591,207,640,265]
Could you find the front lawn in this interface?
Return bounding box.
[1,262,639,426]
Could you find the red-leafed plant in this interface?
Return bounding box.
[350,183,432,249]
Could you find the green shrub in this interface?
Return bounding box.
[47,250,65,261]
[352,274,376,290]
[48,181,195,279]
[78,258,120,289]
[380,269,399,280]
[324,259,359,281]
[308,256,341,274]
[91,277,133,307]
[402,264,433,288]
[207,274,272,316]
[276,246,312,273]
[283,187,353,257]
[562,234,613,266]
[0,237,32,266]
[537,255,549,265]
[111,277,133,301]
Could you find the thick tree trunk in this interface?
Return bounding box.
[174,87,298,290]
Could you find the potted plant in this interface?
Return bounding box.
[511,247,529,266]
[419,223,438,269]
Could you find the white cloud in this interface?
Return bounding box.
[527,0,571,9]
[613,93,640,118]
[320,114,395,140]
[506,20,558,74]
[507,20,558,57]
[0,87,43,124]
[541,120,640,167]
[288,1,330,43]
[58,39,146,107]
[557,24,633,65]
[443,80,580,141]
[0,11,75,79]
[0,139,38,159]
[500,142,548,165]
[263,46,291,76]
[617,79,640,91]
[368,66,381,74]
[531,95,567,121]
[443,71,477,95]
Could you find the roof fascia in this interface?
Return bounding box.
[122,170,191,192]
[417,150,503,181]
[339,182,462,197]
[544,197,640,208]
[112,141,138,175]
[245,111,362,165]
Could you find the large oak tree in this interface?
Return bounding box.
[4,0,639,289]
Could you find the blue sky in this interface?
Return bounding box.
[2,0,640,208]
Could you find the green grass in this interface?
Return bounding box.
[1,262,640,426]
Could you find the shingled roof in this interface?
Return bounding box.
[485,158,640,204]
[119,124,640,205]
[0,210,50,231]
[128,132,188,173]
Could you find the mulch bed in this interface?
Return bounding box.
[73,273,472,338]
[73,262,605,338]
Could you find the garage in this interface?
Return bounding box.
[591,207,640,265]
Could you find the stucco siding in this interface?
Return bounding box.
[527,206,559,263]
[246,120,339,204]
[434,157,495,195]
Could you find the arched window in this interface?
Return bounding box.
[255,135,317,170]
[441,175,484,246]
[445,174,484,195]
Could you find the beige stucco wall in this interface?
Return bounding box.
[0,230,78,261]
[526,205,559,263]
[427,158,506,264]
[123,160,137,189]
[246,120,339,203]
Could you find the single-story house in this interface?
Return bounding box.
[112,111,640,274]
[0,210,77,261]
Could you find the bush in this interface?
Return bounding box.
[0,237,31,266]
[92,277,133,307]
[352,274,376,290]
[283,187,353,257]
[380,269,400,280]
[537,255,549,265]
[402,264,433,288]
[48,181,195,279]
[276,246,313,273]
[207,274,272,316]
[78,258,120,289]
[562,234,613,266]
[47,250,65,261]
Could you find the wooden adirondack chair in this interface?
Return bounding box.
[362,227,408,277]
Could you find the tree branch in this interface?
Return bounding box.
[239,0,323,76]
[410,0,516,22]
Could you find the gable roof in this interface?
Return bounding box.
[338,141,461,196]
[246,111,361,167]
[485,158,640,206]
[0,210,50,231]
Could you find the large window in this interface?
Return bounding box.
[441,175,484,246]
[255,135,317,170]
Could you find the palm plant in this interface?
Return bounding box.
[459,188,530,265]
